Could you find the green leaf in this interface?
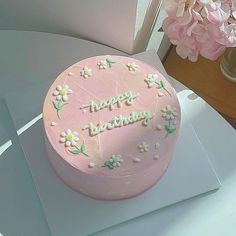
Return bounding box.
[106,59,115,67]
[165,125,176,134]
[107,164,114,169]
[103,161,114,169]
[81,143,86,153]
[53,101,58,109]
[53,101,62,110]
[68,149,81,154]
[160,80,165,88]
[157,81,165,89]
[53,101,68,111]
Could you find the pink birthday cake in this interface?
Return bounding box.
[43,55,181,200]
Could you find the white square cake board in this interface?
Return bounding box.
[5,53,221,236]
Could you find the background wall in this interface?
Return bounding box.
[0,0,170,58]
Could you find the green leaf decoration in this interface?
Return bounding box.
[68,149,81,154]
[160,80,165,88]
[81,143,86,153]
[165,125,176,134]
[53,101,61,110]
[106,59,115,68]
[53,101,68,110]
[157,80,165,89]
[81,143,89,157]
[103,160,114,169]
[53,101,68,119]
[68,143,89,157]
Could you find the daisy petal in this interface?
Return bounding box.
[62,95,68,102]
[60,138,66,143]
[66,129,71,134]
[65,141,71,147]
[56,85,62,91]
[71,140,77,146]
[57,95,62,100]
[53,91,59,96]
[60,132,66,137]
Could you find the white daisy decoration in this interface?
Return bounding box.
[138,142,149,153]
[97,60,108,69]
[161,105,178,121]
[110,154,123,167]
[53,85,73,102]
[103,154,123,169]
[127,62,139,71]
[145,74,158,87]
[60,129,79,147]
[80,66,92,78]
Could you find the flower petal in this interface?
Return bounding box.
[65,141,71,147]
[71,140,77,146]
[60,132,66,137]
[56,85,62,91]
[60,138,66,143]
[57,95,62,100]
[66,129,72,134]
[53,91,59,96]
[62,95,68,102]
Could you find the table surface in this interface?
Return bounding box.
[164,47,236,127]
[0,31,236,236]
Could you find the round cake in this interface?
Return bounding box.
[43,55,181,200]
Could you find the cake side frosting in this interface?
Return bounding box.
[43,55,181,200]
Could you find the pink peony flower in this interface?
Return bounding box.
[162,0,236,61]
[203,0,231,25]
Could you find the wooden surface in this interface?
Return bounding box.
[164,47,236,128]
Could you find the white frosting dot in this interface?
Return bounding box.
[133,158,141,163]
[156,124,163,130]
[88,162,95,168]
[155,143,160,149]
[158,92,164,97]
[82,109,87,113]
[51,122,56,126]
[68,72,73,76]
[154,155,160,160]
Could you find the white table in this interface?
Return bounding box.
[0,31,235,236]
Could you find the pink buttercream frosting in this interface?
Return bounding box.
[43,55,181,200]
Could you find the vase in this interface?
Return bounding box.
[220,47,236,82]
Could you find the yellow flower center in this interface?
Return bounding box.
[60,89,67,96]
[66,133,73,141]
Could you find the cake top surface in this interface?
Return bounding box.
[43,55,181,177]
